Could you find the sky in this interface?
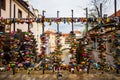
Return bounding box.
[30,0,120,33]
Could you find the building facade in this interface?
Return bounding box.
[0,0,42,53]
[0,0,36,32]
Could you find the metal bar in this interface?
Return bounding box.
[71,9,74,32]
[0,0,1,16]
[100,3,102,17]
[42,10,45,34]
[10,0,12,32]
[57,11,59,32]
[114,0,117,17]
[13,4,16,31]
[28,6,30,31]
[10,0,12,18]
[86,8,88,33]
[114,0,117,31]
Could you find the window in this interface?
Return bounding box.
[18,9,22,18]
[1,0,6,10]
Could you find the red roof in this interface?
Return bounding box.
[74,30,81,34]
[62,33,69,37]
[45,31,55,34]
[109,10,120,17]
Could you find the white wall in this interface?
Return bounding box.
[49,34,56,52]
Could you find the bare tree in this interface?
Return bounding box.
[89,0,111,18]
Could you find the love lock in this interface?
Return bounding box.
[57,72,62,80]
